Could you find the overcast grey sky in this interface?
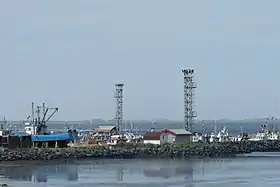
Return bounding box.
[0,0,279,121]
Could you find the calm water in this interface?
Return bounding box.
[1,153,280,187]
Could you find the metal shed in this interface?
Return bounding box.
[160,129,192,144]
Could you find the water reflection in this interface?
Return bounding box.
[1,158,280,187]
[0,159,196,186]
[142,162,194,186]
[0,164,78,183]
[143,166,193,178]
[117,168,124,181]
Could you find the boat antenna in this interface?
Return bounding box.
[0,117,4,130]
[32,102,35,134]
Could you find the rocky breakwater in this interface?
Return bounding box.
[1,140,280,161]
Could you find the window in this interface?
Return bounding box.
[162,135,164,139]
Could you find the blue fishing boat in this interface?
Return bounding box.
[32,133,72,142]
[20,102,74,143]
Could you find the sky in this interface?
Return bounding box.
[0,0,280,121]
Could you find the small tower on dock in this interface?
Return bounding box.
[182,69,197,132]
[114,84,124,133]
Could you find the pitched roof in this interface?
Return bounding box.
[143,132,162,140]
[97,126,116,132]
[162,129,192,136]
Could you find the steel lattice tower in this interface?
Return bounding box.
[182,69,197,132]
[114,84,124,133]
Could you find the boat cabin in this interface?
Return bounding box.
[25,125,35,135]
[24,122,48,135]
[0,130,12,136]
[107,135,128,145]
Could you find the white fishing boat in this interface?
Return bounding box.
[106,135,126,145]
[192,132,203,142]
[106,132,143,145]
[248,123,279,141]
[231,133,249,142]
[249,132,268,141]
[208,126,230,143]
[268,132,278,140]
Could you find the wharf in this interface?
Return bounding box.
[0,134,32,150]
[0,102,75,149]
[31,133,73,148]
[0,130,73,149]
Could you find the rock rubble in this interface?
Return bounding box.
[1,140,280,161]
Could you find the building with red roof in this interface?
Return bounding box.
[160,129,192,144]
[143,129,193,145]
[143,131,162,145]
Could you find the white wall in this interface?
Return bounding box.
[143,140,160,145]
[160,133,191,144]
[160,133,175,144]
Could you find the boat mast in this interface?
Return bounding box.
[42,102,45,116]
[1,118,4,130]
[31,102,58,135]
[32,102,35,134]
[3,117,6,130]
[214,120,217,135]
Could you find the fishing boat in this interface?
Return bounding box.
[13,102,74,143]
[106,135,128,145]
[207,126,230,143]
[248,123,279,141]
[192,132,203,142]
